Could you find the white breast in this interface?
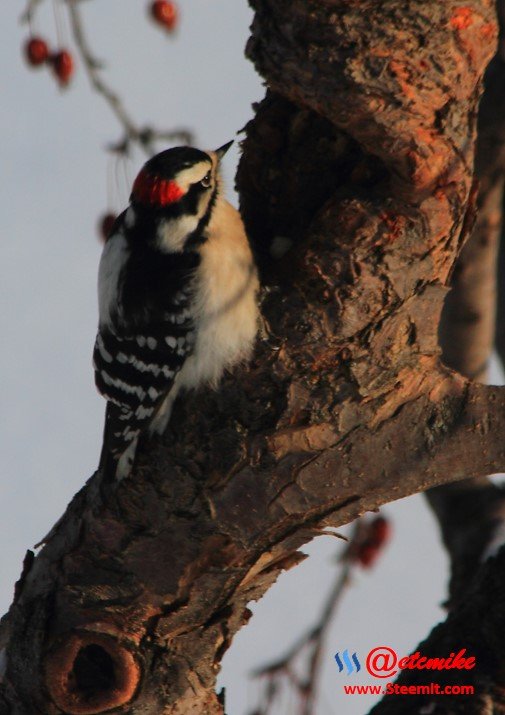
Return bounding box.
[157,214,199,253]
[149,199,259,436]
[179,198,260,390]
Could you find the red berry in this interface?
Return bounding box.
[150,1,178,30]
[25,37,50,67]
[99,213,117,242]
[356,544,379,568]
[51,50,74,86]
[348,516,391,568]
[369,516,391,548]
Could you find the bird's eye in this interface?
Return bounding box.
[200,172,212,188]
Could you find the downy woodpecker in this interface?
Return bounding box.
[94,142,259,478]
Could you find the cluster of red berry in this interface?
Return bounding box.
[23,1,178,87]
[353,516,391,569]
[24,3,179,238]
[150,0,178,31]
[95,2,179,242]
[24,37,74,86]
[95,2,179,241]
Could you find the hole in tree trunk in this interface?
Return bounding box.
[45,631,141,714]
[71,644,116,699]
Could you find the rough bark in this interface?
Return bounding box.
[491,0,505,371]
[372,9,505,712]
[427,4,505,611]
[0,1,502,714]
[440,16,505,379]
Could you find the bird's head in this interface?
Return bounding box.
[129,142,233,253]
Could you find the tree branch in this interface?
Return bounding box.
[427,0,505,604]
[2,0,501,712]
[376,4,505,711]
[250,518,390,715]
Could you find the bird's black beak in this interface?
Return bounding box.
[215,140,234,161]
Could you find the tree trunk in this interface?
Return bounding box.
[0,1,502,713]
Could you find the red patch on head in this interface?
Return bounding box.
[132,169,185,206]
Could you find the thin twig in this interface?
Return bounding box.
[20,0,44,25]
[66,0,192,155]
[251,520,376,715]
[250,517,391,714]
[21,0,193,155]
[300,563,352,715]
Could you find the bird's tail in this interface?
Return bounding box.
[98,403,118,480]
[99,403,139,480]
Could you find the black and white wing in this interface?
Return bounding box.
[94,320,193,475]
[94,224,196,478]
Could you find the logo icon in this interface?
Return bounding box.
[366,646,398,678]
[335,646,476,679]
[334,650,361,675]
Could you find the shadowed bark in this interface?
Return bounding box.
[427,5,505,612]
[492,0,505,372]
[372,4,505,713]
[1,1,503,713]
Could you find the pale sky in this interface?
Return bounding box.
[2,2,487,713]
